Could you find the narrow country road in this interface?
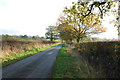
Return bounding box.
[2,44,62,78]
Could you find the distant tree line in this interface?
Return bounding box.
[1,34,45,41]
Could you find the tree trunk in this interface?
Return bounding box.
[76,36,80,43]
[50,33,53,41]
[50,38,53,41]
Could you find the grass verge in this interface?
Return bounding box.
[1,43,60,67]
[52,44,105,78]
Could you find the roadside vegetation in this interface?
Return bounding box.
[1,34,60,67]
[1,43,59,67]
[52,44,105,78]
[1,35,59,58]
[75,41,120,78]
[51,1,119,78]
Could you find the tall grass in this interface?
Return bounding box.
[1,40,57,58]
[1,43,60,67]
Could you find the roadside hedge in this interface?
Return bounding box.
[75,41,120,78]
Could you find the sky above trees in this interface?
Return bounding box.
[0,0,118,39]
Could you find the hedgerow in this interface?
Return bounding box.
[75,41,120,78]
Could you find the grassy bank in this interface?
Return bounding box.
[1,43,60,67]
[52,44,104,78]
[1,40,58,58]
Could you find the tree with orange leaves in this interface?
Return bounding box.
[57,2,106,42]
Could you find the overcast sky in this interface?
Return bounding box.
[0,0,118,39]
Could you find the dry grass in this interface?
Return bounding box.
[1,40,55,58]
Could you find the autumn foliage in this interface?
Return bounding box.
[57,2,107,42]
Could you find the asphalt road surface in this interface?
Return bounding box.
[2,44,62,78]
